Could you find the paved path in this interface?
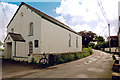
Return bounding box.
[2,50,113,79]
[15,50,113,78]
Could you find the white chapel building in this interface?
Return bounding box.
[4,2,82,61]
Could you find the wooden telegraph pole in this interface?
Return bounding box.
[108,24,111,52]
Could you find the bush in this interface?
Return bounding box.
[62,54,69,62]
[49,49,93,65]
[57,58,64,64]
[104,50,113,54]
[0,48,4,51]
[83,47,93,55]
[68,54,74,61]
[75,53,80,59]
[88,47,93,55]
[88,43,95,48]
[93,41,108,50]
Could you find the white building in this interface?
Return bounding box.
[4,2,82,62]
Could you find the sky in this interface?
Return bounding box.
[0,0,120,43]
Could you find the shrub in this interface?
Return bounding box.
[88,43,95,48]
[75,53,80,59]
[83,47,93,55]
[57,58,64,64]
[0,48,4,51]
[79,53,84,58]
[49,49,93,65]
[68,54,75,61]
[31,58,37,64]
[62,54,69,62]
[88,47,93,55]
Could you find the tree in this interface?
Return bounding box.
[78,31,96,47]
[94,41,108,50]
[0,40,3,47]
[95,36,105,43]
[88,43,95,48]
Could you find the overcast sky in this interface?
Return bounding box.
[0,0,120,43]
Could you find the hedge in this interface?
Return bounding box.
[48,48,93,65]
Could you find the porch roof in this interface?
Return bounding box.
[7,33,25,42]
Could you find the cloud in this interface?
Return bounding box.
[55,16,66,24]
[0,2,18,42]
[55,0,119,39]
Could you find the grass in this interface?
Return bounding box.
[103,50,113,54]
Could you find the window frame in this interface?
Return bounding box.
[34,40,39,48]
[29,22,34,36]
[69,34,71,47]
[76,37,78,48]
[29,41,33,54]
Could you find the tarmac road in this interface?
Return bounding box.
[19,49,113,78]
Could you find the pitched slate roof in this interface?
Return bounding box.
[4,33,25,42]
[7,2,79,35]
[9,33,25,42]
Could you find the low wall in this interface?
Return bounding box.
[105,47,119,52]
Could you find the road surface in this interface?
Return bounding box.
[15,50,114,78]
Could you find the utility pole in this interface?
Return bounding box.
[108,24,111,52]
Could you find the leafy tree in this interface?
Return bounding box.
[94,41,108,50]
[88,43,95,48]
[78,31,96,47]
[0,40,3,47]
[95,36,105,43]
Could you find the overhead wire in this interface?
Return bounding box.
[0,1,8,22]
[97,0,109,35]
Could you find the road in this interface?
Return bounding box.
[17,50,113,78]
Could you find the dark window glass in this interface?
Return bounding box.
[35,40,39,48]
[69,34,71,47]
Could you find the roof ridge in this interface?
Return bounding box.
[7,2,79,35]
[22,2,76,32]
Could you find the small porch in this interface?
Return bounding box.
[4,33,25,59]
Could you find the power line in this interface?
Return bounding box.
[97,0,108,23]
[0,1,8,22]
[97,0,109,35]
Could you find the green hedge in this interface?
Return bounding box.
[49,48,93,65]
[103,50,113,54]
[83,47,93,55]
[0,48,4,51]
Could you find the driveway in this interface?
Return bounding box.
[14,49,113,78]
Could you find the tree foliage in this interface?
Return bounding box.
[88,43,95,48]
[95,36,105,43]
[94,41,108,50]
[78,31,96,47]
[0,40,3,47]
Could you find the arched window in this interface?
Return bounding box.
[76,37,78,48]
[69,34,71,47]
[29,22,33,36]
[29,41,33,54]
[34,40,39,48]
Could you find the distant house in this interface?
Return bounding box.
[4,2,82,61]
[107,36,118,47]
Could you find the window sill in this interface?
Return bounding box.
[28,35,33,36]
